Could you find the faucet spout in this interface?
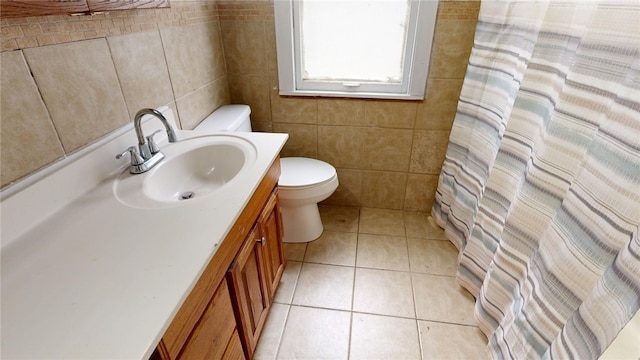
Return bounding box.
[133,108,178,159]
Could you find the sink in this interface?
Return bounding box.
[114,135,257,208]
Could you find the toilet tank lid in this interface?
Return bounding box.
[197,104,251,131]
[279,157,337,187]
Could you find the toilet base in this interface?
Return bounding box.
[280,203,323,243]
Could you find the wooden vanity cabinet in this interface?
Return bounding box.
[153,158,284,360]
[227,225,271,359]
[228,189,286,359]
[257,190,286,299]
[176,278,242,360]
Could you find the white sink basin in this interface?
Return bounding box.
[114,135,257,208]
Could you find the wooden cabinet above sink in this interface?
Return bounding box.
[0,0,170,18]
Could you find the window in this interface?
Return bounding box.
[274,0,438,100]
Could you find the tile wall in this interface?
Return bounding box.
[1,0,480,212]
[0,1,229,188]
[213,0,479,211]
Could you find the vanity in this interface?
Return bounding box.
[0,107,288,359]
[153,157,285,360]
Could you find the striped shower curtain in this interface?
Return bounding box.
[432,1,640,359]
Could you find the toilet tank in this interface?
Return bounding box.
[194,104,252,132]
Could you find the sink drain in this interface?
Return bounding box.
[178,191,195,201]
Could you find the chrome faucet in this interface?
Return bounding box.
[116,108,179,174]
[134,108,178,159]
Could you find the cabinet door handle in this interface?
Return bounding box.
[256,237,266,246]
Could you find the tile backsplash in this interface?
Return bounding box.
[0,0,479,212]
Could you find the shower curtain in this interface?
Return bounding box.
[432,1,640,359]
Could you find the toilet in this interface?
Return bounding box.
[194,105,339,243]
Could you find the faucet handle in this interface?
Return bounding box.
[116,146,144,166]
[146,130,162,155]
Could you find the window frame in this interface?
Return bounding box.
[274,0,439,100]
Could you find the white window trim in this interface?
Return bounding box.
[274,0,438,100]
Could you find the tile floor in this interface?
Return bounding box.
[253,206,490,360]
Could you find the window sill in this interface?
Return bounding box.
[277,89,425,101]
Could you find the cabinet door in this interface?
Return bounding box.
[222,330,246,360]
[257,189,286,300]
[227,225,270,359]
[177,278,236,360]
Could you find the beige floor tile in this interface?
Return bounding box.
[408,238,459,276]
[404,212,448,240]
[277,306,350,360]
[413,274,476,325]
[419,321,489,360]
[273,261,301,304]
[359,207,406,236]
[353,268,415,318]
[319,205,360,232]
[254,304,290,360]
[292,263,354,310]
[283,242,307,262]
[356,233,410,271]
[350,313,421,360]
[304,231,357,266]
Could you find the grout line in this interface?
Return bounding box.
[268,206,480,359]
[271,303,291,360]
[347,310,354,360]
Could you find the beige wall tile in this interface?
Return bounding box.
[317,125,364,169]
[229,74,271,123]
[270,93,317,124]
[107,29,174,119]
[322,168,362,207]
[365,100,417,129]
[410,130,450,174]
[160,21,226,98]
[404,173,439,212]
[175,78,231,130]
[1,50,64,187]
[23,39,129,153]
[361,170,407,209]
[318,98,366,126]
[251,121,272,132]
[1,0,480,211]
[272,123,317,158]
[220,20,266,75]
[264,20,278,75]
[429,19,478,79]
[363,128,413,172]
[416,78,464,130]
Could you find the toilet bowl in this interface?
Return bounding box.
[194,105,339,243]
[278,157,339,243]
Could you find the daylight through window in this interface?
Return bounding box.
[274,0,438,99]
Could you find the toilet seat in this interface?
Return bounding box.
[278,157,337,189]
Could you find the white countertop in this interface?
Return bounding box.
[0,113,287,359]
